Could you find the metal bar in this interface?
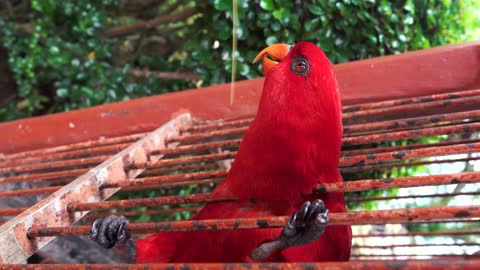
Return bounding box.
[342,122,480,146]
[141,162,219,176]
[2,260,480,270]
[342,95,480,120]
[27,205,480,237]
[101,170,228,189]
[340,142,480,167]
[342,88,480,113]
[353,242,480,248]
[0,143,130,169]
[85,206,202,220]
[340,156,480,173]
[0,113,193,264]
[126,152,237,170]
[355,230,480,237]
[151,139,241,156]
[0,208,28,217]
[314,172,480,193]
[167,127,247,144]
[348,191,480,202]
[341,138,480,157]
[119,178,223,192]
[0,155,110,175]
[67,172,480,212]
[343,109,480,135]
[184,118,252,133]
[0,168,88,185]
[0,186,61,199]
[3,133,147,161]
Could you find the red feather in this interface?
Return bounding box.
[136,42,351,262]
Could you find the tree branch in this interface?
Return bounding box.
[104,7,196,38]
[129,68,199,81]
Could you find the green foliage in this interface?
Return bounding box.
[1,0,479,121]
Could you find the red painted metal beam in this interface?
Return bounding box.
[0,41,479,154]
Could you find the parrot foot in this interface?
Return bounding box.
[250,199,328,261]
[90,215,136,262]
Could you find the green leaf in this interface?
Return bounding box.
[260,0,275,11]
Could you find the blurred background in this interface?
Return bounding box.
[0,0,479,263]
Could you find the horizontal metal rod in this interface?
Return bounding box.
[353,242,480,249]
[127,152,237,170]
[343,109,480,135]
[348,191,480,202]
[0,143,130,169]
[315,171,480,193]
[0,207,28,217]
[0,186,60,199]
[167,127,246,144]
[340,142,480,167]
[67,172,480,212]
[341,137,480,157]
[3,132,147,161]
[355,230,480,238]
[340,156,480,173]
[101,170,228,189]
[342,88,480,113]
[0,155,109,174]
[0,168,87,185]
[119,178,223,192]
[342,121,480,146]
[342,94,480,120]
[85,206,202,220]
[3,260,480,270]
[184,118,252,133]
[28,205,480,237]
[151,139,241,156]
[141,162,219,176]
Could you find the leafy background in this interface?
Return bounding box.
[1,0,479,122]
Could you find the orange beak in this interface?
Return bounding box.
[253,43,291,75]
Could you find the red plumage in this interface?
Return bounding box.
[136,41,352,262]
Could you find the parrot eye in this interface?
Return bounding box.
[291,56,310,76]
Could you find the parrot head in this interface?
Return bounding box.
[253,43,291,75]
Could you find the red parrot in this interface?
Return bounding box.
[90,41,352,262]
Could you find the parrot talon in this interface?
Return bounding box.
[90,215,136,262]
[250,199,329,261]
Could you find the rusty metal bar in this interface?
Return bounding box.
[0,113,192,264]
[342,88,480,113]
[353,242,480,248]
[3,132,148,161]
[167,127,247,144]
[67,172,480,212]
[315,171,480,193]
[126,152,237,170]
[28,205,480,237]
[0,168,87,185]
[2,260,480,270]
[340,142,480,167]
[344,110,480,135]
[342,95,480,120]
[348,191,480,202]
[184,118,252,133]
[141,162,219,176]
[0,143,130,169]
[101,170,227,189]
[150,139,241,156]
[342,122,480,146]
[341,138,480,157]
[341,156,480,173]
[0,155,110,175]
[0,186,61,199]
[355,230,480,237]
[85,206,202,220]
[120,178,223,192]
[67,193,231,212]
[0,208,28,217]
